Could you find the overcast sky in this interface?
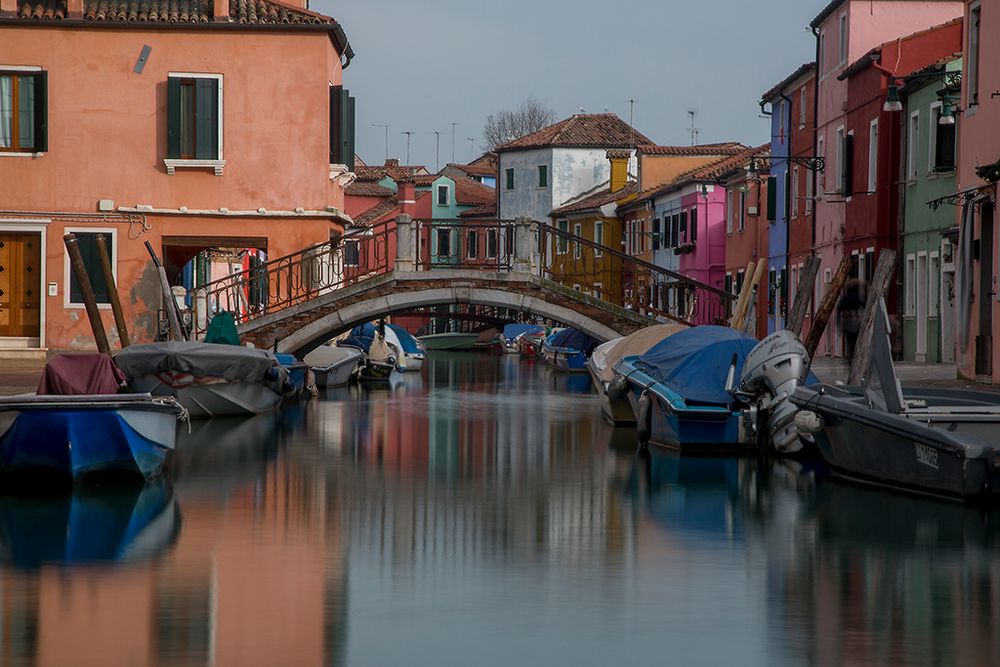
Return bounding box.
[313,0,818,169]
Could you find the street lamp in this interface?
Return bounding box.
[883,83,903,112]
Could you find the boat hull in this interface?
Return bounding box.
[357,360,395,383]
[403,353,425,372]
[418,333,479,351]
[586,360,635,425]
[0,396,178,480]
[313,356,361,388]
[541,345,588,373]
[128,375,282,419]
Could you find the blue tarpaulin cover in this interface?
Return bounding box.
[633,326,758,406]
[387,324,421,354]
[547,328,599,356]
[340,324,379,353]
[502,323,544,342]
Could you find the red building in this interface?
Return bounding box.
[840,19,963,289]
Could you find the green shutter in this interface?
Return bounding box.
[329,85,340,164]
[766,176,777,221]
[195,78,218,160]
[341,89,355,171]
[167,77,181,159]
[843,134,854,197]
[69,234,109,304]
[690,207,698,241]
[33,71,47,152]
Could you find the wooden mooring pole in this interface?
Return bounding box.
[804,254,853,360]
[848,248,898,384]
[787,255,821,336]
[64,233,111,355]
[144,241,186,341]
[95,233,131,348]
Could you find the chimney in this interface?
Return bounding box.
[385,158,400,167]
[606,150,631,192]
[62,0,81,17]
[213,0,228,22]
[0,0,16,17]
[396,176,416,216]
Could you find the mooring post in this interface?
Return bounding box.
[848,248,898,384]
[95,233,131,348]
[396,214,415,272]
[64,233,111,355]
[513,217,533,274]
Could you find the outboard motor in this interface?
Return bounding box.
[735,330,811,454]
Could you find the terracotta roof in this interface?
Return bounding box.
[760,63,817,103]
[449,162,497,178]
[454,178,496,207]
[606,149,632,159]
[638,142,747,157]
[552,181,638,216]
[496,113,653,152]
[413,174,437,186]
[459,203,497,219]
[353,198,399,227]
[635,144,770,201]
[344,181,395,198]
[10,0,353,60]
[355,164,428,182]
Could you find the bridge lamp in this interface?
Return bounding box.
[883,84,903,112]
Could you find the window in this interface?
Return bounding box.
[778,100,785,140]
[725,273,733,296]
[679,211,688,243]
[819,31,826,75]
[556,219,569,254]
[867,119,878,193]
[505,168,515,190]
[573,222,582,259]
[931,103,956,171]
[593,282,603,299]
[838,13,847,64]
[791,166,799,218]
[0,70,46,152]
[905,253,916,316]
[672,214,680,247]
[344,240,360,267]
[167,74,221,163]
[739,191,746,232]
[652,218,661,251]
[467,229,478,259]
[437,184,450,206]
[538,165,548,188]
[969,2,981,106]
[726,191,734,234]
[805,166,813,214]
[736,269,745,295]
[436,229,452,257]
[67,231,114,305]
[690,207,698,242]
[907,111,920,181]
[594,221,604,256]
[929,252,940,317]
[817,136,825,195]
[834,126,844,192]
[329,85,356,170]
[842,131,854,197]
[766,175,778,221]
[865,248,875,284]
[487,228,499,259]
[768,269,777,315]
[799,86,807,128]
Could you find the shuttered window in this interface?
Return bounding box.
[329,85,356,170]
[68,232,111,305]
[766,176,778,221]
[0,71,47,152]
[167,76,220,160]
[690,207,698,242]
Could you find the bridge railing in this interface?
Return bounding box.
[413,219,515,271]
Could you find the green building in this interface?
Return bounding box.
[900,57,960,363]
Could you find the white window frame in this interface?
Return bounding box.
[834,126,845,193]
[486,228,498,259]
[343,239,360,267]
[905,253,916,317]
[868,119,878,194]
[594,220,604,257]
[928,101,941,174]
[64,227,117,310]
[556,219,569,255]
[537,165,548,189]
[573,222,582,259]
[738,190,746,232]
[819,31,826,75]
[817,136,825,196]
[929,251,940,317]
[593,282,603,299]
[726,191,734,234]
[805,166,813,214]
[466,228,478,259]
[799,86,807,128]
[791,165,799,219]
[907,111,920,182]
[0,66,45,157]
[968,1,981,108]
[838,13,848,65]
[436,184,450,207]
[164,72,225,175]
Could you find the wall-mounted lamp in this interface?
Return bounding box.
[939,98,957,126]
[883,84,903,112]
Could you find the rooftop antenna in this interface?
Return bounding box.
[433,131,441,171]
[372,123,389,161]
[687,108,701,146]
[467,137,475,159]
[450,122,459,163]
[628,98,637,148]
[402,131,414,165]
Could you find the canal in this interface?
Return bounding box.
[1,352,999,665]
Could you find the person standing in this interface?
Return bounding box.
[836,279,866,364]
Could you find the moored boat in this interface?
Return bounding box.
[494,323,545,355]
[541,328,598,373]
[387,323,426,371]
[517,331,545,358]
[418,332,479,351]
[303,345,362,388]
[275,353,310,398]
[339,323,400,382]
[115,342,290,418]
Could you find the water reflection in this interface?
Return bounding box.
[0,353,996,666]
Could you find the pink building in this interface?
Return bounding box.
[810,0,962,356]
[0,0,354,354]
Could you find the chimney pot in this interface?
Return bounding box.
[396,177,416,216]
[213,0,229,22]
[66,0,82,18]
[0,0,17,18]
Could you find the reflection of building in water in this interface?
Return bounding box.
[0,455,348,667]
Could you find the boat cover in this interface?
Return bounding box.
[547,328,599,356]
[303,345,361,368]
[204,311,241,346]
[502,323,544,342]
[592,324,687,383]
[339,324,379,352]
[38,353,126,396]
[632,326,758,405]
[114,342,280,383]
[387,324,422,355]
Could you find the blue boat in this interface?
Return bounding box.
[493,323,545,354]
[614,326,758,452]
[0,476,180,568]
[387,323,426,371]
[541,328,599,373]
[275,353,310,397]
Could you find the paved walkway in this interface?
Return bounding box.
[0,359,46,395]
[809,357,999,392]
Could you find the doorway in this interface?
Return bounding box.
[976,201,995,377]
[0,232,41,341]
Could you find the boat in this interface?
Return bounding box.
[791,298,1000,503]
[614,326,758,452]
[0,354,184,480]
[303,345,363,388]
[588,324,687,425]
[339,323,400,382]
[418,332,480,351]
[517,330,545,358]
[541,328,599,373]
[493,323,545,355]
[387,323,426,371]
[275,353,310,398]
[115,341,290,418]
[0,476,180,568]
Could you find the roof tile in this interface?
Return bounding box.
[552,182,638,216]
[496,113,652,152]
[638,142,746,157]
[15,0,341,24]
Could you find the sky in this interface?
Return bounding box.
[313,0,820,170]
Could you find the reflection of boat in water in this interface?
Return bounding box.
[0,476,179,568]
[419,332,479,351]
[173,413,281,495]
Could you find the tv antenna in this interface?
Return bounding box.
[687,108,701,146]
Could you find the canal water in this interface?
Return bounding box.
[1,353,999,666]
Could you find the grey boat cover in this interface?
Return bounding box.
[591,324,687,383]
[115,342,281,383]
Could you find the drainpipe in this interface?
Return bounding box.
[811,26,820,260]
[780,89,794,327]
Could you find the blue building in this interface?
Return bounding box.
[760,77,794,333]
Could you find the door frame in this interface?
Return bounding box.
[0,220,48,348]
[915,251,928,361]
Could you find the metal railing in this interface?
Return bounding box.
[187,217,734,338]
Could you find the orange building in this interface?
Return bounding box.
[0,0,355,354]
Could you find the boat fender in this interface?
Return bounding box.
[794,410,824,434]
[607,374,629,401]
[636,390,652,444]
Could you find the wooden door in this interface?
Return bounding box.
[0,233,41,339]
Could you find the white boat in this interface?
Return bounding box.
[387,324,426,371]
[115,342,290,419]
[303,345,362,388]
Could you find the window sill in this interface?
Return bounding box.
[66,302,113,310]
[164,158,226,176]
[0,151,46,158]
